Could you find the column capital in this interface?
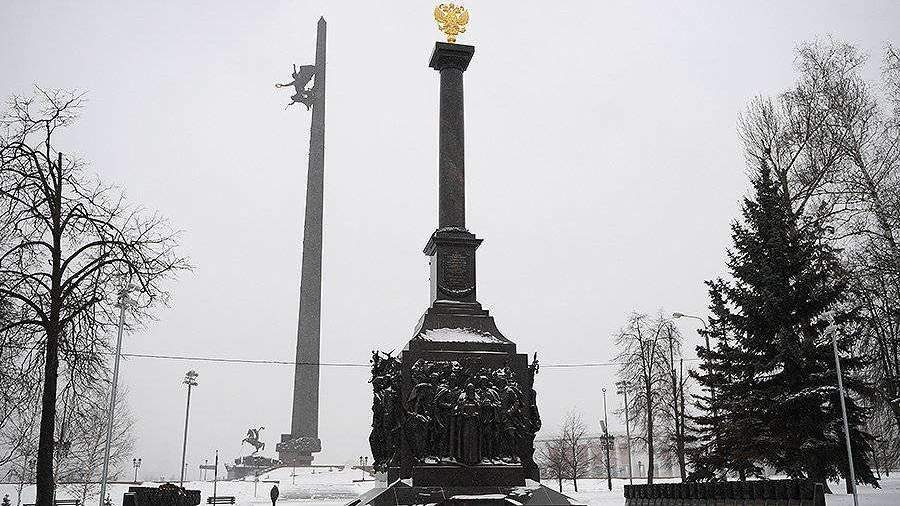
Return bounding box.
[429,42,475,72]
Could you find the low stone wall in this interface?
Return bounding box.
[624,479,825,506]
[122,485,201,506]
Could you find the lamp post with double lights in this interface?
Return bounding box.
[672,312,719,448]
[615,380,634,485]
[180,370,199,487]
[601,388,612,491]
[99,287,133,506]
[672,312,712,395]
[825,314,858,506]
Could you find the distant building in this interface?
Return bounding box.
[536,432,678,480]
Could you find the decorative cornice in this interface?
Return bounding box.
[429,42,475,72]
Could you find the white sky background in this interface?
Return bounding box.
[2,0,899,480]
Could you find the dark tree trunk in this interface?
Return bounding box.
[809,468,832,493]
[646,387,655,484]
[36,325,59,506]
[570,442,579,492]
[37,156,64,506]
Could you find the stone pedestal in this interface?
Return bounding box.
[347,481,584,506]
[225,455,281,480]
[276,434,321,466]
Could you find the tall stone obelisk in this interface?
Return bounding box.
[277,16,326,467]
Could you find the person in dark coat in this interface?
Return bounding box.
[270,484,279,506]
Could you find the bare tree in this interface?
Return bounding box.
[736,38,900,457]
[537,437,567,492]
[3,425,37,506]
[867,400,900,478]
[559,411,591,493]
[738,66,845,227]
[57,385,134,504]
[657,323,689,480]
[614,311,670,484]
[0,323,41,473]
[781,40,900,432]
[885,44,900,115]
[0,88,188,506]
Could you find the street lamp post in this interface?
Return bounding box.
[99,287,132,506]
[672,312,709,350]
[132,458,141,483]
[213,450,219,500]
[672,312,714,400]
[826,315,858,506]
[180,370,199,487]
[673,312,719,459]
[615,381,634,486]
[601,388,612,491]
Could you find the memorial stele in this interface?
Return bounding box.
[350,5,583,506]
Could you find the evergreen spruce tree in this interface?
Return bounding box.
[689,162,878,489]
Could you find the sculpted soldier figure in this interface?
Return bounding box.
[406,375,437,458]
[499,380,526,459]
[370,352,401,471]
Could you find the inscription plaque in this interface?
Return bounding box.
[444,250,469,289]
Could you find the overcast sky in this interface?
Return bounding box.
[2,1,899,480]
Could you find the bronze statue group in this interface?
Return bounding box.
[369,352,541,476]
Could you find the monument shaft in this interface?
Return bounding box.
[279,17,326,467]
[437,57,466,229]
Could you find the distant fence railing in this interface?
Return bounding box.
[624,479,825,506]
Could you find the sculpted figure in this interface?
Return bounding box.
[369,351,401,471]
[242,427,265,454]
[498,380,526,459]
[451,382,483,465]
[406,379,436,458]
[275,63,317,109]
[524,386,542,479]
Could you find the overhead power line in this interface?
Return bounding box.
[0,343,700,369]
[122,351,368,367]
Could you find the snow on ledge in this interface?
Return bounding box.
[419,327,504,343]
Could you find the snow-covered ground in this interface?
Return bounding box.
[0,466,379,506]
[2,470,899,506]
[556,477,900,506]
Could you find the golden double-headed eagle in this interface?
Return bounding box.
[434,3,469,44]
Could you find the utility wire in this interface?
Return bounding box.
[122,351,368,368]
[1,343,701,369]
